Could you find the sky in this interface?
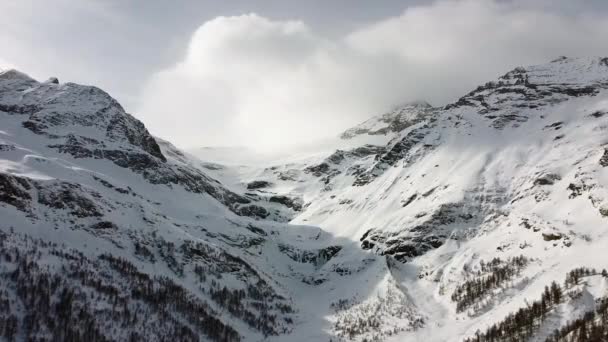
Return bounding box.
[2,0,608,151]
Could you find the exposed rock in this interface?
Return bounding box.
[269,195,303,211]
[401,193,418,207]
[340,101,433,139]
[0,173,32,211]
[445,61,607,130]
[544,121,564,130]
[278,243,342,268]
[234,204,269,219]
[244,224,267,236]
[91,221,118,230]
[600,148,608,167]
[0,143,15,151]
[567,183,584,198]
[246,180,272,190]
[360,202,475,262]
[542,232,563,241]
[534,173,561,186]
[354,126,432,186]
[36,182,103,218]
[305,145,385,186]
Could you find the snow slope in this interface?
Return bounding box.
[198,57,608,341]
[2,57,608,342]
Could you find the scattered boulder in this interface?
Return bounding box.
[542,231,562,241]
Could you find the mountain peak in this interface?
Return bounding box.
[340,101,433,140]
[0,69,36,82]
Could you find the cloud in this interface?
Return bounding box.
[0,58,17,72]
[137,0,608,151]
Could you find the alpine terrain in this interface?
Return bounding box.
[2,56,608,342]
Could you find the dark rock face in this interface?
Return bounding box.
[50,139,267,219]
[246,180,272,190]
[401,193,418,207]
[106,113,166,162]
[534,173,561,186]
[445,63,608,130]
[305,162,332,177]
[0,173,106,218]
[0,173,32,211]
[600,148,608,167]
[36,182,103,218]
[567,183,584,198]
[234,204,269,219]
[0,143,15,151]
[269,195,303,211]
[305,144,385,186]
[278,243,342,267]
[360,202,474,262]
[91,220,118,230]
[542,232,563,241]
[1,72,166,163]
[354,127,432,186]
[0,103,40,115]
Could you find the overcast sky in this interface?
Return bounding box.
[2,0,608,151]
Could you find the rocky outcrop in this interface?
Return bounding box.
[247,180,272,190]
[600,148,608,167]
[278,243,342,268]
[534,173,561,186]
[340,101,433,139]
[305,144,385,186]
[0,173,32,212]
[269,195,303,211]
[361,202,475,262]
[354,126,433,186]
[446,58,608,130]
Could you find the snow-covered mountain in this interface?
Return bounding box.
[340,100,433,140]
[2,57,608,342]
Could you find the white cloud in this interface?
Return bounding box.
[0,58,17,72]
[139,0,608,151]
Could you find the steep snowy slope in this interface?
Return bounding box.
[211,57,608,341]
[2,57,608,342]
[0,69,347,341]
